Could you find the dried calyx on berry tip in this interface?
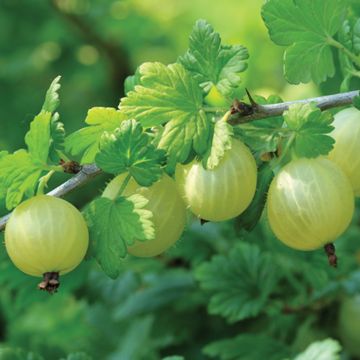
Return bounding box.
[38,272,60,294]
[324,243,337,268]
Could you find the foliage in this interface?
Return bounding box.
[0,1,360,359]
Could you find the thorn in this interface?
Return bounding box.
[245,88,258,108]
[200,218,209,226]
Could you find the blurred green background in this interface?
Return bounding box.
[0,0,360,359]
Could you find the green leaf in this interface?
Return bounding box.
[120,62,211,164]
[124,68,141,95]
[42,75,61,113]
[195,242,279,323]
[25,76,65,164]
[49,112,66,163]
[65,107,126,164]
[204,334,290,360]
[283,103,335,158]
[0,150,44,210]
[202,117,233,169]
[25,111,52,164]
[25,110,65,165]
[262,0,347,84]
[85,195,154,278]
[337,17,360,88]
[95,120,165,186]
[293,339,341,360]
[235,163,274,232]
[178,19,248,96]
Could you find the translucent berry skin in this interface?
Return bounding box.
[103,173,186,257]
[328,107,360,196]
[175,139,257,222]
[267,158,354,251]
[5,195,89,277]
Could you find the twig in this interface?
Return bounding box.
[229,90,359,124]
[0,90,358,231]
[0,164,101,231]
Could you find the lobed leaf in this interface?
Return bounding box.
[84,195,154,279]
[283,103,335,158]
[120,62,211,164]
[25,111,52,164]
[42,75,61,113]
[178,19,248,97]
[0,150,44,210]
[25,76,65,165]
[195,242,279,323]
[65,107,126,164]
[202,117,233,169]
[95,120,165,186]
[262,0,347,84]
[49,112,66,163]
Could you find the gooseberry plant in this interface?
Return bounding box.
[0,0,360,310]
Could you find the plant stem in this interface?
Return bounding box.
[327,37,360,68]
[37,170,56,195]
[270,132,296,172]
[229,90,359,125]
[115,173,132,198]
[0,90,359,231]
[0,164,101,231]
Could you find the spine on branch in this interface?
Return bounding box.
[229,90,359,124]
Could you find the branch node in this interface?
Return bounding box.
[60,160,82,174]
[230,99,254,116]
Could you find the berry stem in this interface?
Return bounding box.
[37,170,56,195]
